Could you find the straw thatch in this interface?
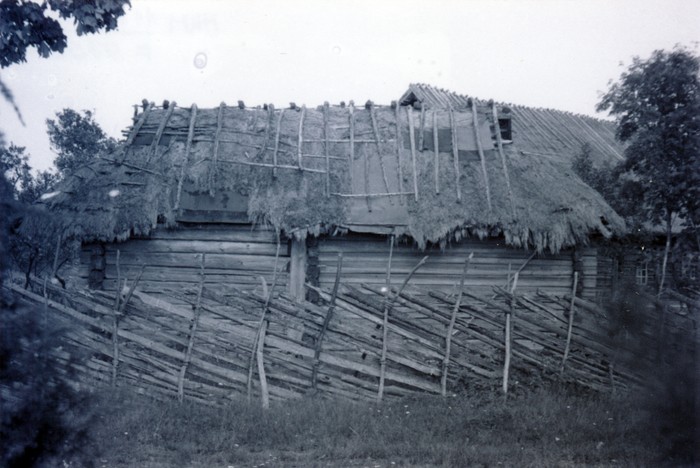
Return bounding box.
[44,86,625,253]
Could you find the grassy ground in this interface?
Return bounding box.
[81,383,685,468]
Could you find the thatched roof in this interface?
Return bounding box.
[45,85,626,253]
[400,83,625,166]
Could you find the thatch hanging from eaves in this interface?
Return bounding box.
[44,98,625,253]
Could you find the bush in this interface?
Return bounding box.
[0,292,96,467]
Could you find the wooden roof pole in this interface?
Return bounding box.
[297,105,306,170]
[125,102,152,147]
[369,103,391,195]
[406,106,419,202]
[491,102,516,219]
[393,102,405,204]
[433,110,440,194]
[356,102,372,212]
[174,104,198,211]
[449,106,461,202]
[418,104,426,152]
[208,102,225,195]
[471,99,492,212]
[272,106,283,179]
[147,101,176,164]
[348,102,355,194]
[323,102,330,197]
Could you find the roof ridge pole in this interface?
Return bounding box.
[449,105,461,202]
[393,101,405,205]
[406,106,419,202]
[297,105,306,170]
[348,102,355,194]
[174,104,198,211]
[148,101,176,164]
[471,99,492,212]
[272,106,284,179]
[491,102,516,219]
[323,102,330,197]
[433,109,440,195]
[208,102,226,195]
[369,103,392,197]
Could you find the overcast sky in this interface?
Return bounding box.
[1,0,698,172]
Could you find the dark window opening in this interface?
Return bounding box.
[498,117,512,141]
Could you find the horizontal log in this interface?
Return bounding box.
[106,239,283,256]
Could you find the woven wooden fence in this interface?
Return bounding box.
[9,257,694,408]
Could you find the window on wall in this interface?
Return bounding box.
[635,262,649,286]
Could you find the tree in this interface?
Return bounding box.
[597,46,700,294]
[47,108,117,175]
[0,144,32,195]
[0,0,131,68]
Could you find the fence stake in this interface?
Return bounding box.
[560,271,579,377]
[178,254,206,402]
[442,253,473,395]
[503,271,518,397]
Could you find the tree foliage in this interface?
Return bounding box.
[0,0,131,68]
[47,108,117,175]
[597,47,700,229]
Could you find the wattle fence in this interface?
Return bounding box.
[4,255,696,406]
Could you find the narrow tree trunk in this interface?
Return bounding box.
[658,211,672,297]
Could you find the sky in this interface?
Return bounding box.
[1,0,699,172]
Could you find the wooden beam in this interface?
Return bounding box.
[208,102,225,195]
[377,235,394,402]
[178,254,206,402]
[256,320,270,409]
[149,101,176,163]
[370,104,391,195]
[323,102,330,197]
[273,107,284,178]
[125,102,151,146]
[560,271,579,377]
[449,107,461,201]
[311,252,343,391]
[442,253,472,395]
[394,103,405,203]
[471,99,492,212]
[174,104,198,211]
[297,105,306,170]
[433,110,440,195]
[492,103,517,219]
[288,237,307,302]
[349,102,355,193]
[407,106,419,202]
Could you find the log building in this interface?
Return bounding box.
[47,84,627,305]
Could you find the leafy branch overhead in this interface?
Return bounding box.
[0,0,131,68]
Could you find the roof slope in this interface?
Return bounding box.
[400,83,625,166]
[46,89,625,253]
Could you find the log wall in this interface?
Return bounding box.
[314,233,598,300]
[77,224,289,301]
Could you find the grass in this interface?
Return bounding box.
[82,384,680,468]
